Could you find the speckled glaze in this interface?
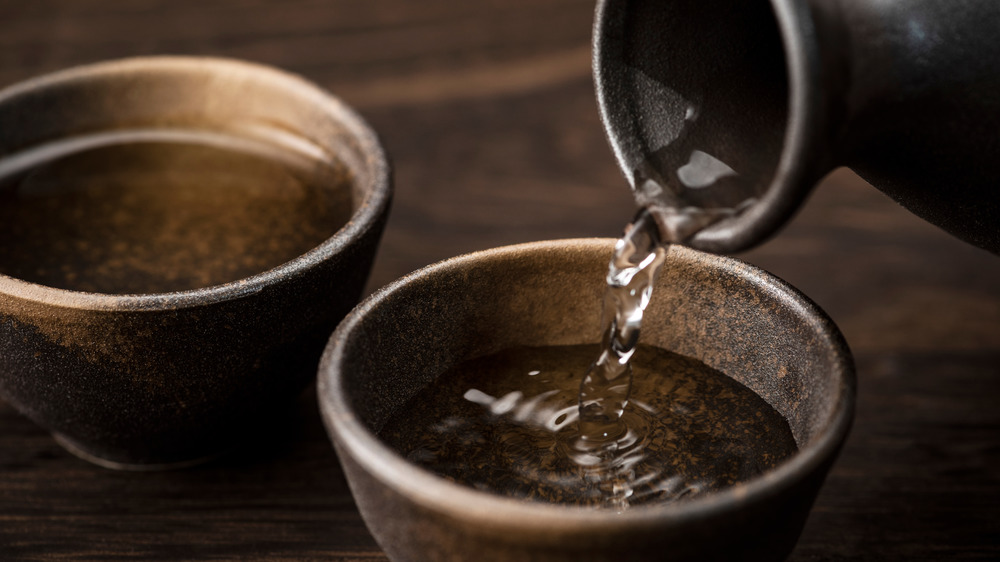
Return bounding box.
[0,57,392,469]
[318,239,854,562]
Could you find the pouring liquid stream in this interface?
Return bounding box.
[573,209,666,509]
[574,160,759,509]
[573,207,706,510]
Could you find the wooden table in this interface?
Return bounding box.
[2,1,998,559]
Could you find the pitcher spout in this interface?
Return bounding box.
[594,0,1000,253]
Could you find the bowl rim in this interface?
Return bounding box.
[318,238,855,533]
[0,55,392,311]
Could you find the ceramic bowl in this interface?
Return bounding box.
[0,57,391,469]
[319,239,853,561]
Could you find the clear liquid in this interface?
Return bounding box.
[576,212,666,466]
[573,209,702,509]
[379,345,797,507]
[0,130,354,294]
[572,158,760,508]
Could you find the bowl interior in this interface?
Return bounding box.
[0,56,390,298]
[333,239,851,459]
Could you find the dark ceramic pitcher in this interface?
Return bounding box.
[594,0,1000,253]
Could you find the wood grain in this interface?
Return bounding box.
[2,1,998,559]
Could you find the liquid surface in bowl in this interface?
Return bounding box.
[0,130,354,294]
[379,344,797,508]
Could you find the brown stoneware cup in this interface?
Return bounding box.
[0,57,391,469]
[318,239,854,561]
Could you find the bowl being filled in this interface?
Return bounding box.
[0,56,392,469]
[319,239,854,561]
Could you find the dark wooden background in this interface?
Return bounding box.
[1,1,998,559]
